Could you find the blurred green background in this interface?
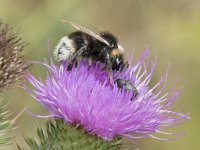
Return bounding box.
[0,0,199,149]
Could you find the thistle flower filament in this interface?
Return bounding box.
[26,48,189,141]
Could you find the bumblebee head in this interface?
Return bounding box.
[99,31,129,71]
[111,54,129,71]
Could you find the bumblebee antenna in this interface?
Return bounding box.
[60,19,110,46]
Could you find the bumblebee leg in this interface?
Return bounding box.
[100,66,106,71]
[67,47,86,70]
[123,61,129,71]
[67,64,73,71]
[75,56,82,68]
[130,86,138,101]
[103,52,113,83]
[113,61,129,79]
[98,48,114,83]
[133,87,138,97]
[70,46,86,61]
[108,70,113,83]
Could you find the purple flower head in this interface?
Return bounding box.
[25,48,189,140]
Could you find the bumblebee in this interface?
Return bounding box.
[54,20,129,81]
[115,78,138,101]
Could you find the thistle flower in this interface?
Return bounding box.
[0,22,29,92]
[26,48,189,142]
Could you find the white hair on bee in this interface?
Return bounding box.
[54,36,75,62]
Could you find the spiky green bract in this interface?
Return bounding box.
[0,102,13,146]
[22,119,122,150]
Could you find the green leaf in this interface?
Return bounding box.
[21,119,122,150]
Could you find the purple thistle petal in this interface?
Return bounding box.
[25,49,190,140]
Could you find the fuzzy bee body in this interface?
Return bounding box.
[54,20,129,81]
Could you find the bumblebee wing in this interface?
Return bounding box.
[61,19,110,46]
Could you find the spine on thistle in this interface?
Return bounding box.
[0,21,29,148]
[20,119,122,150]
